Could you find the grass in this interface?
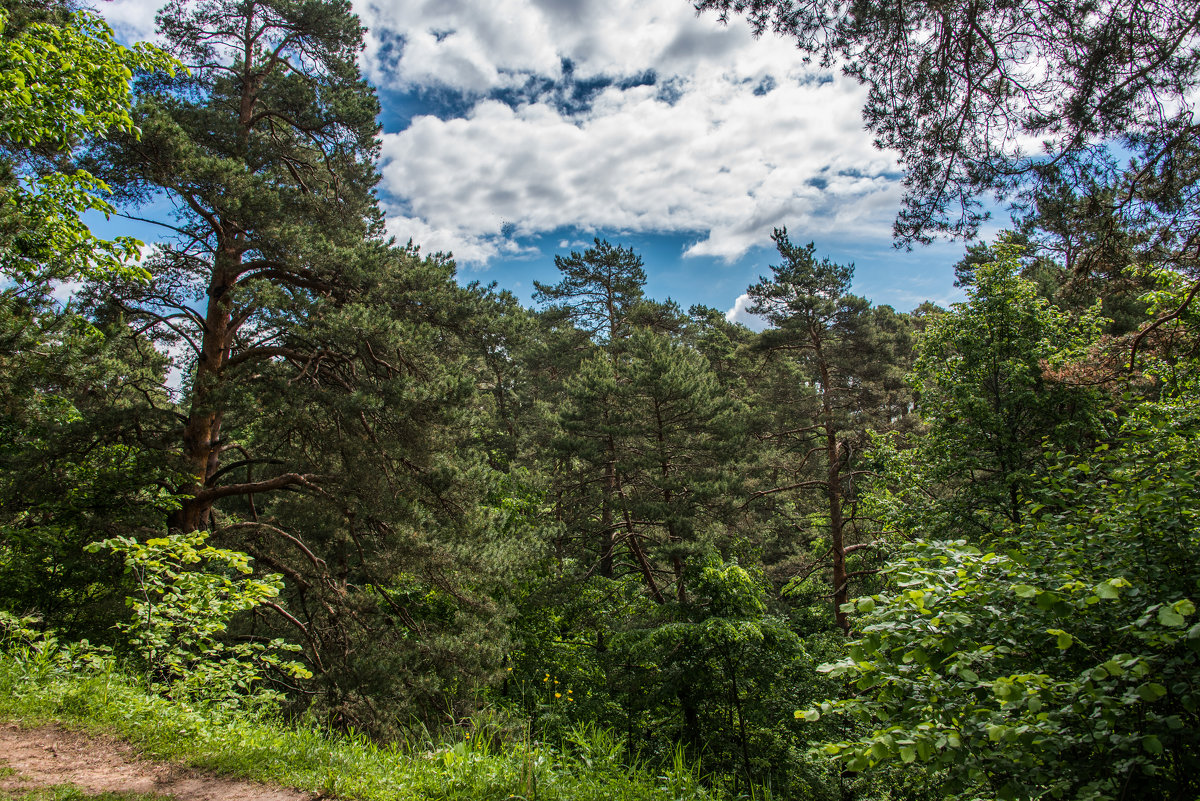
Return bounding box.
[0,787,172,801]
[0,653,712,801]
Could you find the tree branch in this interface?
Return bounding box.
[195,472,324,503]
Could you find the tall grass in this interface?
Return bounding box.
[0,653,713,801]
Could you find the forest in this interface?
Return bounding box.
[2,1,1199,800]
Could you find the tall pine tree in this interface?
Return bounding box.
[534,239,647,578]
[91,0,508,732]
[745,229,912,632]
[100,0,382,533]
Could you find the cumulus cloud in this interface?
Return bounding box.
[95,0,906,273]
[724,293,768,331]
[357,0,763,93]
[360,0,903,267]
[379,70,896,265]
[384,214,538,264]
[96,0,164,42]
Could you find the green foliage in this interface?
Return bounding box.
[614,559,819,793]
[561,326,747,585]
[0,611,110,678]
[810,396,1200,799]
[533,238,648,346]
[873,237,1109,540]
[744,229,914,631]
[0,299,180,641]
[88,532,310,710]
[1129,264,1200,391]
[0,10,166,148]
[0,8,176,285]
[503,555,839,799]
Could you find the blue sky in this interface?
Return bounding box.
[97,0,990,326]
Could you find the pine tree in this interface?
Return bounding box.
[534,239,647,577]
[745,229,912,632]
[533,238,648,348]
[695,0,1200,270]
[90,0,509,732]
[611,328,747,604]
[99,0,382,533]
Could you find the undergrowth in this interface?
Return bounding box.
[0,651,714,801]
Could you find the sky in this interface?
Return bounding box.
[94,0,989,327]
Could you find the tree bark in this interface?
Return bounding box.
[171,240,240,532]
[600,432,616,578]
[815,331,851,634]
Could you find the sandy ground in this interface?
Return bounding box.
[0,722,317,801]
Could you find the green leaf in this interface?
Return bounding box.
[1142,735,1164,754]
[1013,584,1038,598]
[1158,607,1186,628]
[1137,683,1167,702]
[1047,628,1073,649]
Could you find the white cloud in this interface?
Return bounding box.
[93,0,164,43]
[361,0,905,266]
[95,0,909,273]
[50,279,85,305]
[384,214,538,265]
[725,292,768,331]
[379,70,896,265]
[358,0,767,93]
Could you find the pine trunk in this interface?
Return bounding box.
[171,243,240,532]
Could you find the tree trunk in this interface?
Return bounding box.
[170,241,240,532]
[815,333,850,634]
[600,433,616,578]
[828,427,849,634]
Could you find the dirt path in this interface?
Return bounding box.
[0,723,317,801]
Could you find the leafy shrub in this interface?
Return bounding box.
[88,531,310,710]
[807,399,1200,799]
